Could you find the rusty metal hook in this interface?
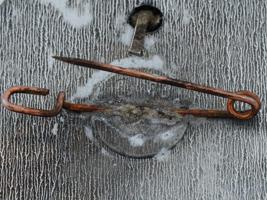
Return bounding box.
[1,57,261,120]
[1,86,65,117]
[1,86,105,117]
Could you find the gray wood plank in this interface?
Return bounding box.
[0,0,266,199]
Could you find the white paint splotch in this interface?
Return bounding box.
[128,134,146,147]
[71,71,110,100]
[48,50,55,69]
[115,14,133,46]
[111,55,164,70]
[153,148,171,161]
[182,9,194,25]
[51,123,59,135]
[84,126,94,141]
[39,0,92,27]
[144,36,157,50]
[158,130,176,141]
[119,24,134,46]
[153,123,188,144]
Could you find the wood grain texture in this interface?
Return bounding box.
[0,0,266,199]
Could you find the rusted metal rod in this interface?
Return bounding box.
[1,58,261,120]
[1,85,260,119]
[0,86,233,118]
[1,86,104,117]
[52,56,261,120]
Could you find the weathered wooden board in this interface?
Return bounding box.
[0,0,266,199]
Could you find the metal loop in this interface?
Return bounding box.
[227,91,261,120]
[1,86,65,117]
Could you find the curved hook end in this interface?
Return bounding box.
[1,86,64,117]
[227,91,261,120]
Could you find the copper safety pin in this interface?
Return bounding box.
[1,56,261,120]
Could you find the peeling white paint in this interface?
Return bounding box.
[158,130,176,141]
[39,0,92,27]
[182,9,194,25]
[59,116,65,123]
[153,148,171,161]
[144,36,157,50]
[51,123,59,135]
[48,51,54,69]
[71,71,110,100]
[128,134,146,147]
[120,24,134,46]
[84,126,94,141]
[101,148,112,157]
[115,14,133,46]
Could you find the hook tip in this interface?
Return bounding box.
[52,55,71,62]
[52,55,61,60]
